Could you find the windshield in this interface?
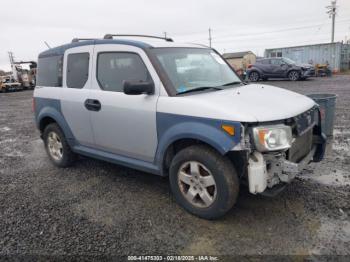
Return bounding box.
[151,48,241,94]
[282,57,296,65]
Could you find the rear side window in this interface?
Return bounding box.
[66,53,90,89]
[97,52,151,92]
[37,55,63,87]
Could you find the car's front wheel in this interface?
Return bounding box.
[288,70,300,81]
[169,145,239,219]
[43,123,76,167]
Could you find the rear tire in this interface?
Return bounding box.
[43,123,76,167]
[288,70,300,81]
[169,145,239,219]
[248,71,260,82]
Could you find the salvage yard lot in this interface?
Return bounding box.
[0,76,349,257]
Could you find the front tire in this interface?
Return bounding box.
[43,123,76,167]
[169,145,239,219]
[288,70,300,81]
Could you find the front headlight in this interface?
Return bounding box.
[252,125,292,152]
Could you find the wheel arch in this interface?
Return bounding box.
[287,68,302,75]
[161,137,224,176]
[155,120,242,176]
[39,116,56,133]
[37,107,76,147]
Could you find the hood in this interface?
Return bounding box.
[158,84,316,123]
[295,63,313,69]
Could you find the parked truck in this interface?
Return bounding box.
[8,52,37,90]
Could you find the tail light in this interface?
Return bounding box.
[32,98,35,113]
[247,64,253,69]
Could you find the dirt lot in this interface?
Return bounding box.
[0,76,349,258]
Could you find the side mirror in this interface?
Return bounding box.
[280,63,286,66]
[123,80,154,95]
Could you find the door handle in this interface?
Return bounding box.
[84,99,101,111]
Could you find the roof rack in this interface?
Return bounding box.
[103,34,174,42]
[71,38,96,43]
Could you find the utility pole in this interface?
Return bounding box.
[326,0,337,43]
[208,28,212,47]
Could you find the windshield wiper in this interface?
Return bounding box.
[176,86,223,95]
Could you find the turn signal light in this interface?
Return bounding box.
[221,125,235,136]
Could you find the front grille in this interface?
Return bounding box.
[293,106,318,136]
[288,128,313,163]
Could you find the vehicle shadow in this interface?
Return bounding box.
[71,155,310,223]
[28,146,324,255]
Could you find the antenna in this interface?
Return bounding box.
[44,41,51,49]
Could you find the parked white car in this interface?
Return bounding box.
[33,34,326,219]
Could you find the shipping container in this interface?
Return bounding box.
[265,42,350,72]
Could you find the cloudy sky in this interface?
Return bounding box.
[1,0,350,70]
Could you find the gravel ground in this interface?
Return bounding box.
[0,76,349,259]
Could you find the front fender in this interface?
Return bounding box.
[155,112,241,168]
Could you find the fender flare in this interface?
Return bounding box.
[37,106,76,147]
[155,121,241,169]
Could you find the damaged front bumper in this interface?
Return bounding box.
[247,133,326,195]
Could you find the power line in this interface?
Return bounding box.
[178,18,350,44]
[173,15,349,39]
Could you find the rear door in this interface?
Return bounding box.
[60,46,95,147]
[89,44,161,162]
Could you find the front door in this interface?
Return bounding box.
[89,44,160,162]
[270,58,286,77]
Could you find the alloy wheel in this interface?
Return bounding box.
[47,131,63,161]
[177,161,217,208]
[289,71,299,81]
[249,72,259,81]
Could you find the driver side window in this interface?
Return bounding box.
[270,59,282,66]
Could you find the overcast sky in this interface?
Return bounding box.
[1,0,350,70]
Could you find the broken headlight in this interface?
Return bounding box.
[252,125,292,152]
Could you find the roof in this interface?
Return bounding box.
[222,51,254,59]
[38,38,207,58]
